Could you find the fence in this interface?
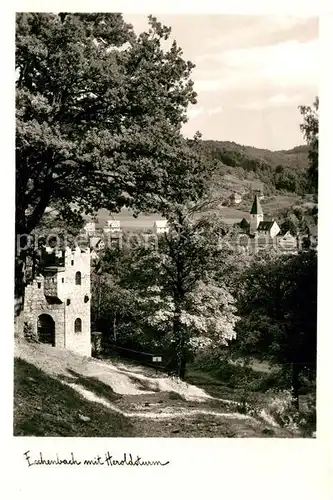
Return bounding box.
[100,342,170,372]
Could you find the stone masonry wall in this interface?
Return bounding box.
[63,247,91,357]
[23,247,92,358]
[24,279,65,347]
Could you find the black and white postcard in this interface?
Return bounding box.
[3,1,332,499]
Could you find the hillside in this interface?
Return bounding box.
[85,142,311,230]
[40,140,313,234]
[14,341,297,438]
[203,140,308,171]
[201,140,309,202]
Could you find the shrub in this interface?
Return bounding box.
[249,369,290,392]
[297,393,316,436]
[261,389,316,435]
[191,352,263,389]
[264,389,298,429]
[237,388,260,415]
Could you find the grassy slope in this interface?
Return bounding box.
[202,141,310,212]
[14,358,134,437]
[14,343,297,438]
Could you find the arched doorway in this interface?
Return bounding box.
[37,314,55,346]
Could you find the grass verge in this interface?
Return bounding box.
[14,358,134,437]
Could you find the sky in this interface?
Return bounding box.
[124,14,318,151]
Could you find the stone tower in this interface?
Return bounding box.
[249,194,264,235]
[23,246,91,357]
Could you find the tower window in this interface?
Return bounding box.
[71,260,74,266]
[75,271,81,285]
[37,282,41,289]
[62,278,64,283]
[74,318,82,333]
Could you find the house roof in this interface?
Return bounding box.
[89,237,102,248]
[257,221,276,231]
[250,194,263,215]
[278,230,296,239]
[154,220,168,227]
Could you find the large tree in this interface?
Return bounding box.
[299,97,319,193]
[232,250,317,406]
[118,211,238,379]
[15,13,206,324]
[89,210,239,379]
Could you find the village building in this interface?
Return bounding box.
[231,194,298,254]
[89,236,105,251]
[249,194,281,237]
[257,220,281,238]
[276,230,298,253]
[231,192,242,204]
[249,194,264,235]
[153,220,169,235]
[89,236,106,262]
[103,219,121,234]
[23,246,92,357]
[83,221,96,236]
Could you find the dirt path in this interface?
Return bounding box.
[15,341,225,402]
[62,379,256,421]
[15,341,292,437]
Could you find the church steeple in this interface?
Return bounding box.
[250,194,263,215]
[249,194,264,234]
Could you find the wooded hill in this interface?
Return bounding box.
[201,140,309,199]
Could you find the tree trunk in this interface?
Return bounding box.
[15,210,29,336]
[173,307,187,380]
[14,254,26,337]
[31,234,37,280]
[178,350,186,380]
[176,338,186,380]
[113,313,117,342]
[172,212,188,380]
[15,200,48,336]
